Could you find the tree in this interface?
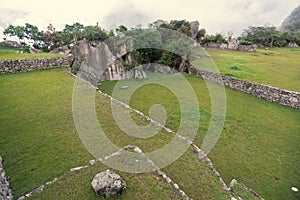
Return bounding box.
[239,25,280,47]
[62,22,84,44]
[42,23,59,50]
[81,25,108,41]
[3,23,43,47]
[4,25,26,44]
[116,25,128,34]
[196,28,206,42]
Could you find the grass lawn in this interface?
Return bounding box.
[0,46,63,60]
[192,47,300,92]
[99,73,300,200]
[0,68,232,199]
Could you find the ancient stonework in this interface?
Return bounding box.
[190,67,300,109]
[0,58,70,74]
[205,39,257,52]
[0,157,13,200]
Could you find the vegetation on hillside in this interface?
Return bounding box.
[281,4,300,32]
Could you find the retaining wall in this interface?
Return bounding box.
[0,157,13,200]
[190,67,300,109]
[0,58,70,74]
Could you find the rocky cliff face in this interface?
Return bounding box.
[70,39,194,84]
[70,40,147,84]
[281,4,300,32]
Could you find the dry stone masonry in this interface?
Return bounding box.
[0,157,13,200]
[0,58,70,74]
[190,67,300,109]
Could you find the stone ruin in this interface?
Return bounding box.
[205,38,257,52]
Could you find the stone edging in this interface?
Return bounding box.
[190,67,300,109]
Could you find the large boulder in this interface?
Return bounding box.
[190,21,200,39]
[91,170,126,198]
[0,40,22,49]
[29,47,42,54]
[50,45,72,56]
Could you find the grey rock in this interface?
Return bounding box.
[91,169,126,198]
[190,21,200,39]
[0,40,22,49]
[0,156,13,200]
[29,47,42,54]
[50,45,72,55]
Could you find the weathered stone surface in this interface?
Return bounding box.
[91,170,126,198]
[286,42,299,48]
[190,21,200,39]
[0,40,22,49]
[50,45,72,55]
[0,157,13,200]
[205,39,256,52]
[0,58,70,74]
[71,40,148,84]
[190,67,300,109]
[29,47,42,54]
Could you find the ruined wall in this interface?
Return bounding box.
[190,67,300,109]
[0,58,70,74]
[0,157,13,200]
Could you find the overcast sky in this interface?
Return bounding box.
[0,0,300,40]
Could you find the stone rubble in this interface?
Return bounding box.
[0,157,13,200]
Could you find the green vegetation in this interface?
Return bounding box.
[0,68,233,199]
[239,25,300,47]
[99,73,300,200]
[0,46,63,60]
[194,47,300,92]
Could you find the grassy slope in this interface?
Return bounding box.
[99,73,300,200]
[0,68,230,199]
[197,48,300,92]
[0,46,63,60]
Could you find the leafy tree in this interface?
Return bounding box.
[116,25,128,34]
[3,25,26,45]
[62,22,84,44]
[3,23,43,48]
[81,25,108,41]
[239,25,280,47]
[196,28,206,42]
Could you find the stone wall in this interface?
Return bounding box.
[0,157,13,200]
[0,58,70,74]
[190,67,300,109]
[205,39,257,52]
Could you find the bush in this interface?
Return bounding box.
[22,45,30,53]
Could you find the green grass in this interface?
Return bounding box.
[0,46,63,60]
[99,73,300,200]
[192,47,300,92]
[0,68,232,199]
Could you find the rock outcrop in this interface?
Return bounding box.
[0,40,22,49]
[29,48,42,54]
[50,45,72,56]
[91,170,126,198]
[190,21,200,39]
[70,39,147,84]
